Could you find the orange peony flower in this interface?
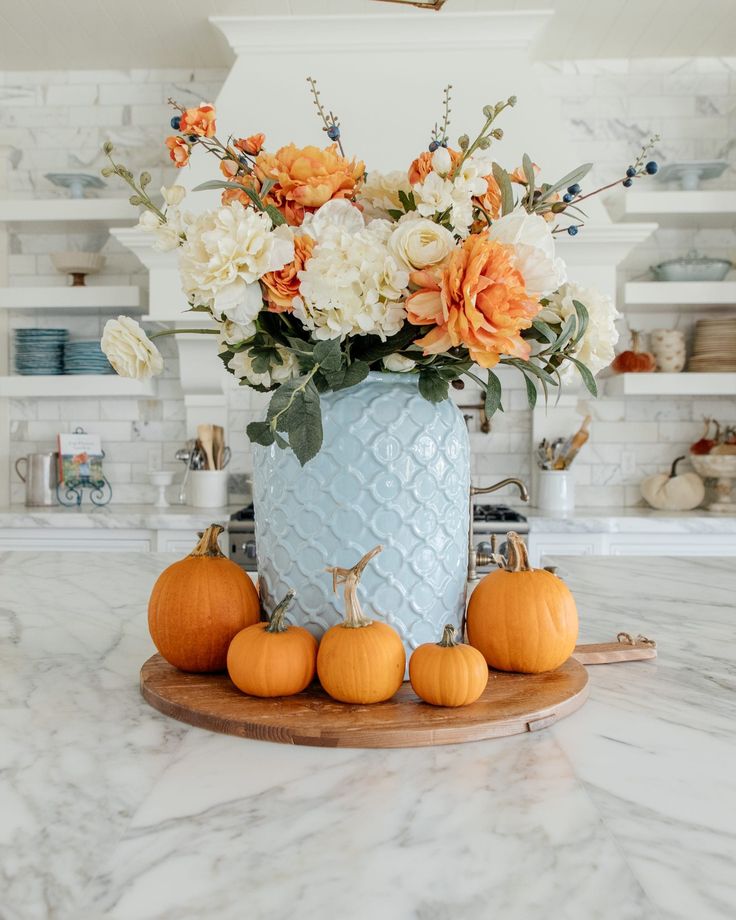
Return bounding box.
[236,133,266,156]
[408,148,462,185]
[405,235,540,368]
[255,144,365,225]
[179,104,216,138]
[261,234,315,313]
[509,162,540,185]
[165,136,190,168]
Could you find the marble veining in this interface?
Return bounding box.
[0,504,239,531]
[0,551,735,919]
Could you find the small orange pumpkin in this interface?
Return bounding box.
[227,589,317,697]
[467,532,578,674]
[317,546,405,705]
[148,524,260,673]
[611,330,656,374]
[409,624,488,707]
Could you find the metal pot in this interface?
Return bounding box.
[15,452,59,506]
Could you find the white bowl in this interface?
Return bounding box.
[51,252,105,278]
[690,453,736,478]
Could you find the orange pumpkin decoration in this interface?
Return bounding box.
[467,532,578,674]
[148,524,260,672]
[227,589,317,697]
[611,330,656,374]
[409,624,488,707]
[317,546,405,704]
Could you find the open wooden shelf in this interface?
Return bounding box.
[624,281,736,308]
[0,375,156,398]
[608,190,736,228]
[0,198,137,230]
[0,285,142,312]
[606,372,736,396]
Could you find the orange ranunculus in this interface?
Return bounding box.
[405,235,540,369]
[220,157,239,179]
[179,103,216,138]
[236,133,266,156]
[165,136,190,168]
[408,148,462,185]
[220,172,260,208]
[255,144,365,225]
[261,234,315,313]
[475,173,502,220]
[509,162,540,185]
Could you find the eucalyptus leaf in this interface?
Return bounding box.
[531,319,557,345]
[521,373,538,409]
[551,313,577,355]
[566,355,598,397]
[572,299,589,347]
[485,370,502,417]
[192,179,248,192]
[522,153,535,197]
[265,205,287,226]
[492,162,514,216]
[537,163,593,203]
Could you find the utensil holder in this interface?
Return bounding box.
[188,470,229,508]
[536,470,575,513]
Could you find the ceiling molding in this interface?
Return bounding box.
[209,11,554,55]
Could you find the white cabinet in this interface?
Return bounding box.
[529,530,736,564]
[0,527,227,555]
[528,534,604,566]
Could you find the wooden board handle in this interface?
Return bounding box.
[573,634,657,666]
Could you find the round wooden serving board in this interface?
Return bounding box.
[140,654,589,749]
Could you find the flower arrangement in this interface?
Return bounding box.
[101,83,658,464]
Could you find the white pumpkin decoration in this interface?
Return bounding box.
[640,456,705,511]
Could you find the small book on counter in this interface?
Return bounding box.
[57,431,103,483]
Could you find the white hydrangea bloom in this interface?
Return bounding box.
[538,281,620,381]
[217,318,256,348]
[488,209,567,298]
[179,200,293,315]
[300,199,365,238]
[294,221,409,342]
[228,345,298,388]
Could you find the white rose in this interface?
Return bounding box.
[388,216,455,271]
[101,316,164,380]
[383,353,416,373]
[228,346,298,388]
[179,200,294,313]
[357,170,412,220]
[161,185,186,206]
[431,146,452,176]
[488,210,566,298]
[300,199,364,240]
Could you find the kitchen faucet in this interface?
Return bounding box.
[467,477,529,582]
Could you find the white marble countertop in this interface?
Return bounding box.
[2,552,735,919]
[0,503,242,530]
[526,506,736,533]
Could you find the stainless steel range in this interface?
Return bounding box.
[227,502,527,575]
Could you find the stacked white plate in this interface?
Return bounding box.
[688,318,736,372]
[63,339,114,375]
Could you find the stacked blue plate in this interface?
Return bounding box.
[14,328,68,375]
[63,339,114,375]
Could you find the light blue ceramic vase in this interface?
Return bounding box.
[252,372,470,665]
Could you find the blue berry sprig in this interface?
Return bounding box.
[306,76,345,157]
[429,84,453,151]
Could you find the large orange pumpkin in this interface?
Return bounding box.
[409,624,488,707]
[227,589,317,697]
[467,532,578,674]
[148,524,260,672]
[317,546,405,704]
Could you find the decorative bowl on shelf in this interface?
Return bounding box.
[690,453,736,513]
[651,251,732,283]
[51,252,105,287]
[655,159,728,191]
[44,172,106,199]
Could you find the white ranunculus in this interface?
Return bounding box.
[161,185,186,206]
[388,215,455,271]
[356,170,412,220]
[179,200,294,313]
[488,210,566,298]
[300,199,365,240]
[101,316,164,380]
[217,318,256,348]
[413,172,454,218]
[294,222,409,342]
[228,346,298,388]
[383,353,416,373]
[431,146,452,176]
[217,280,264,327]
[538,281,620,382]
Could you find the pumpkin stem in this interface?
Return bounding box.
[631,329,642,352]
[438,624,459,647]
[326,545,382,629]
[265,589,296,633]
[669,455,685,478]
[504,532,533,573]
[190,524,226,558]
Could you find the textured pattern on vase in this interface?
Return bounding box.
[253,373,470,660]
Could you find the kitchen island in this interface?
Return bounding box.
[1,552,734,920]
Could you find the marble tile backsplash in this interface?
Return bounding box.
[3,59,736,506]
